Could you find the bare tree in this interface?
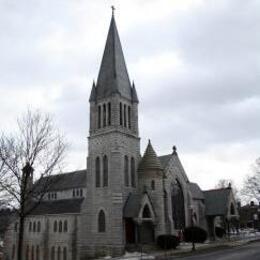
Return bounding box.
[241,158,260,203]
[0,110,66,260]
[215,178,239,201]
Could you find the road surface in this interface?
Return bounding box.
[174,241,260,260]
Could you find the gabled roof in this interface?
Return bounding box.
[123,194,141,218]
[203,188,231,216]
[123,192,155,219]
[35,170,86,192]
[96,13,132,101]
[138,140,162,171]
[189,182,204,200]
[158,154,172,169]
[29,198,84,215]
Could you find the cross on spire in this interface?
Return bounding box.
[111,5,115,16]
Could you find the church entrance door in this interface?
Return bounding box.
[125,218,135,244]
[139,221,155,244]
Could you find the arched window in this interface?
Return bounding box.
[123,104,127,127]
[124,156,129,186]
[128,106,131,128]
[95,157,101,187]
[63,247,67,260]
[64,220,68,232]
[80,189,83,197]
[54,221,57,232]
[72,189,75,197]
[57,246,61,260]
[230,203,235,215]
[31,245,34,260]
[51,246,55,260]
[142,205,151,218]
[108,103,111,126]
[171,180,185,229]
[36,245,40,260]
[151,180,155,190]
[37,221,41,232]
[103,155,108,187]
[98,210,106,232]
[103,104,106,127]
[59,220,62,232]
[98,105,101,128]
[26,245,29,260]
[29,221,32,232]
[119,103,123,126]
[33,221,36,232]
[131,157,135,187]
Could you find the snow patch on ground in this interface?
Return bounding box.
[99,251,155,260]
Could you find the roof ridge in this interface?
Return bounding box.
[203,187,230,192]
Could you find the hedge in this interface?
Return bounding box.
[183,226,208,243]
[157,234,180,249]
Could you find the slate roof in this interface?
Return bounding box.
[123,194,141,218]
[203,188,231,216]
[95,13,133,101]
[29,198,84,215]
[158,154,172,169]
[35,169,86,192]
[138,140,162,171]
[188,182,204,200]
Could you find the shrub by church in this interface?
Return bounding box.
[4,12,238,260]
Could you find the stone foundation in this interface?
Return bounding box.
[79,245,124,259]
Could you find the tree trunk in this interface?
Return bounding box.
[17,215,25,260]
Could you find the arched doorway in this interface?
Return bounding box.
[139,205,155,244]
[171,180,185,229]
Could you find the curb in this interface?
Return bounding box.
[106,237,260,260]
[155,237,260,259]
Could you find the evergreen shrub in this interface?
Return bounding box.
[183,226,207,243]
[157,234,180,249]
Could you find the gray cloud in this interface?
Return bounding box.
[0,0,259,189]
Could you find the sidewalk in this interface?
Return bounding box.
[103,233,260,260]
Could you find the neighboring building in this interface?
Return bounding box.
[239,201,260,229]
[4,11,239,260]
[203,187,239,238]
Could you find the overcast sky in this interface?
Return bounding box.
[0,0,259,190]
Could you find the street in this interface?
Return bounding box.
[173,241,260,260]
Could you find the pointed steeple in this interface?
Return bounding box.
[131,81,139,103]
[139,140,162,171]
[96,12,132,101]
[89,80,96,102]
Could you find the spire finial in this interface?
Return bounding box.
[172,145,177,155]
[111,5,115,16]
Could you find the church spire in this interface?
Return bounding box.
[139,140,162,171]
[95,10,132,101]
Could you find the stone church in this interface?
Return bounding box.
[4,12,238,260]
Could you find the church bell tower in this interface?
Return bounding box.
[80,10,140,258]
